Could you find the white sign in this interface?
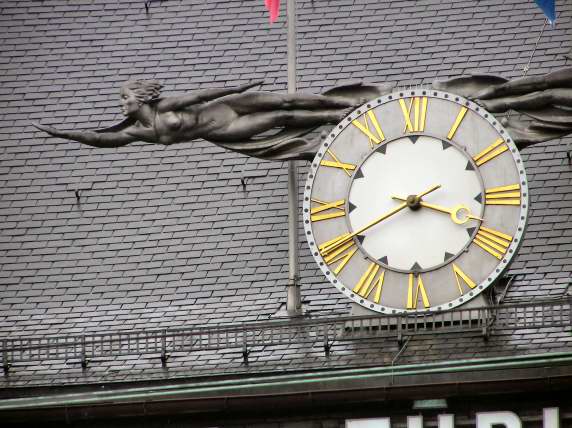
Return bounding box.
[346,408,560,428]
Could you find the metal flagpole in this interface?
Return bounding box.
[286,0,301,314]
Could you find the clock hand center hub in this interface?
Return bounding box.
[406,194,422,210]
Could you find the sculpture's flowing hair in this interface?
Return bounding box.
[122,80,163,104]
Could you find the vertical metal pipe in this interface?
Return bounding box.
[286,0,301,314]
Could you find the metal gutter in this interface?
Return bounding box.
[1,351,571,411]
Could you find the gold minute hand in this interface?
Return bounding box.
[417,184,442,198]
[350,184,441,237]
[320,185,441,257]
[320,201,408,256]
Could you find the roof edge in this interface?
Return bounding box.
[1,351,571,421]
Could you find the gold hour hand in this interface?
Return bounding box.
[423,202,483,224]
[391,196,483,225]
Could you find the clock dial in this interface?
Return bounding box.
[303,90,529,313]
[347,135,482,272]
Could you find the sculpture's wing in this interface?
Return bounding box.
[322,82,395,105]
[433,70,572,137]
[504,118,572,148]
[516,106,572,125]
[210,83,397,161]
[432,75,508,98]
[212,127,319,161]
[94,117,137,133]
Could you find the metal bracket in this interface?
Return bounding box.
[144,0,164,14]
[80,337,88,370]
[482,316,494,341]
[160,351,169,368]
[242,343,250,366]
[240,177,249,191]
[396,321,404,346]
[160,329,169,367]
[497,274,516,305]
[2,351,10,376]
[323,330,332,357]
[482,323,489,340]
[324,342,331,357]
[392,336,410,366]
[80,354,89,370]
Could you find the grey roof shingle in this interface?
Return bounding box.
[1,0,571,388]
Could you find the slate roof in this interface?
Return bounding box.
[1,0,571,389]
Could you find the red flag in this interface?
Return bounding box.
[264,0,280,23]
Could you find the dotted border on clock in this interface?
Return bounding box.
[302,89,530,315]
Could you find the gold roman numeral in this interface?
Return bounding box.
[447,106,468,140]
[399,97,428,133]
[407,273,430,309]
[319,234,357,274]
[310,198,346,222]
[473,226,513,260]
[452,263,476,295]
[320,149,356,176]
[485,184,521,206]
[352,110,385,148]
[353,262,385,303]
[473,138,508,167]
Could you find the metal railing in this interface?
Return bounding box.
[1,299,570,369]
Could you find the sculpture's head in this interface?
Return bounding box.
[120,80,163,116]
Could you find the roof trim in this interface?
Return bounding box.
[1,351,571,417]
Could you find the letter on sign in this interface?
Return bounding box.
[477,411,522,428]
[544,408,560,428]
[346,418,390,428]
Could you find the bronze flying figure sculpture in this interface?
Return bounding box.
[33,80,393,161]
[34,68,572,160]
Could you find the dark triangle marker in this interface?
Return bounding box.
[348,202,357,213]
[379,256,388,265]
[356,235,365,245]
[465,161,475,171]
[409,135,420,144]
[474,193,483,203]
[354,168,364,179]
[466,227,476,237]
[378,144,387,155]
[411,262,422,272]
[444,252,455,262]
[441,140,452,150]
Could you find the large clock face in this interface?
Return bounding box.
[303,90,529,313]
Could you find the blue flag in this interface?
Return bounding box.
[534,0,556,23]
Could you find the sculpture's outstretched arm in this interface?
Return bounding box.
[33,123,138,148]
[157,80,264,112]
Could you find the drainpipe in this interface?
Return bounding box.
[286,0,301,315]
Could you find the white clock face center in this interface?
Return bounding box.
[348,135,483,272]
